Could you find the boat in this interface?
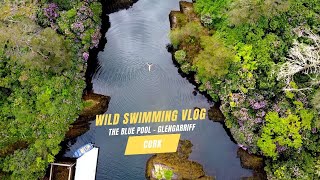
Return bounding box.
[73,143,94,158]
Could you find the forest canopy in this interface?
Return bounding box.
[0,0,102,179]
[171,0,320,179]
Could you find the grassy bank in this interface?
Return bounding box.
[0,1,102,179]
[170,0,320,179]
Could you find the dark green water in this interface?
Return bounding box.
[66,0,252,179]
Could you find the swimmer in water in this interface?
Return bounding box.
[146,63,153,72]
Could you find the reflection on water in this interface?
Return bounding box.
[65,0,253,179]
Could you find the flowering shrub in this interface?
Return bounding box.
[44,3,59,22]
[39,0,102,51]
[77,5,94,20]
[71,21,85,33]
[91,29,102,48]
[249,99,267,110]
[83,52,89,61]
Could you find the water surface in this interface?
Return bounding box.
[66,0,252,179]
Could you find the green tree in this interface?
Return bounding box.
[257,112,303,159]
[228,0,291,25]
[193,35,234,79]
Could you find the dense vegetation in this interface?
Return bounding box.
[170,0,320,179]
[0,0,102,179]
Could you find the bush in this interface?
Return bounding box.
[200,13,213,27]
[90,2,103,23]
[174,50,187,64]
[55,1,102,50]
[181,63,192,74]
[170,22,206,48]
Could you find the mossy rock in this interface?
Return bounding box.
[79,92,110,120]
[146,140,215,180]
[208,104,225,123]
[179,1,199,22]
[65,92,110,139]
[237,148,264,170]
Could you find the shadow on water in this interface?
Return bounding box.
[101,0,139,14]
[85,0,140,93]
[84,15,109,93]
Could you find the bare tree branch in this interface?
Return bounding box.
[277,28,320,84]
[282,88,312,91]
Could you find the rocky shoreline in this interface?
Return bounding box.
[65,92,110,140]
[169,1,266,179]
[237,149,266,179]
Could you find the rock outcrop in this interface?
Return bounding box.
[237,148,267,180]
[65,92,110,139]
[146,140,214,180]
[169,1,200,29]
[208,104,225,123]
